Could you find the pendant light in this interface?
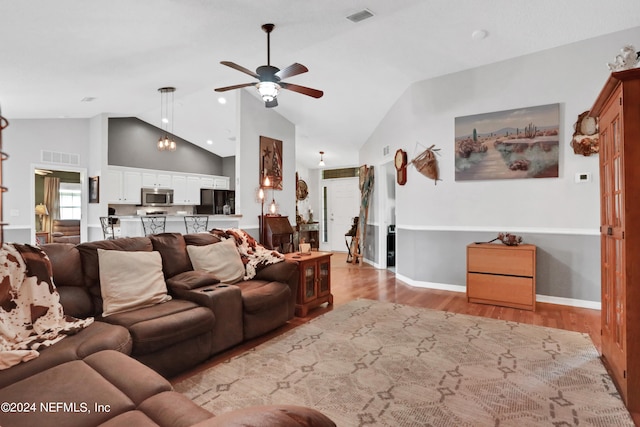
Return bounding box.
[318,151,325,167]
[157,87,177,151]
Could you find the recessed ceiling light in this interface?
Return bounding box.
[472,29,488,40]
[218,97,227,105]
[206,140,213,145]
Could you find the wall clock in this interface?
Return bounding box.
[394,149,408,185]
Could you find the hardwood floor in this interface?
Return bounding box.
[172,251,601,378]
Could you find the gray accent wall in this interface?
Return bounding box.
[108,117,226,175]
[359,27,640,306]
[397,229,600,302]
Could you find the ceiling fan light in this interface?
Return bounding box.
[256,81,280,102]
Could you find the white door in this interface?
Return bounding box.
[325,177,360,252]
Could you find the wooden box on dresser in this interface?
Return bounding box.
[466,243,536,311]
[590,67,640,414]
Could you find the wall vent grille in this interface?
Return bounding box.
[41,150,80,166]
[346,9,374,23]
[383,145,390,156]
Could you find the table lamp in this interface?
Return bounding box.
[35,203,48,231]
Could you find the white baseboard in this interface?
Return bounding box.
[395,274,601,310]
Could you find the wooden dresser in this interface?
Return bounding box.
[466,243,536,311]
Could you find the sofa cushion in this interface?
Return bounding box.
[77,237,152,314]
[187,239,245,284]
[98,249,172,317]
[100,300,215,355]
[0,351,210,427]
[149,232,192,278]
[237,280,291,314]
[40,243,94,318]
[184,232,221,246]
[166,270,220,291]
[0,321,132,388]
[193,405,336,427]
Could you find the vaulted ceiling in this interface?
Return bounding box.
[1,1,639,169]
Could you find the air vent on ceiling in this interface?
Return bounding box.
[383,145,390,156]
[41,150,80,166]
[346,9,374,23]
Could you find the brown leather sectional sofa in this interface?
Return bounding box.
[0,232,335,427]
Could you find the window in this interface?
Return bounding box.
[59,182,81,219]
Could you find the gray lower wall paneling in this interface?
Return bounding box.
[396,229,600,303]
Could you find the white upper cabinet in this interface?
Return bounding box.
[142,172,172,188]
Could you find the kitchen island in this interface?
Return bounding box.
[115,215,242,237]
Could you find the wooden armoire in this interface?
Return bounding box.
[590,67,640,413]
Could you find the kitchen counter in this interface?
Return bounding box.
[114,214,242,237]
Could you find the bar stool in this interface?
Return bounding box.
[100,216,120,240]
[140,215,166,236]
[184,215,209,233]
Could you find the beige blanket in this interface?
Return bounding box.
[0,243,93,369]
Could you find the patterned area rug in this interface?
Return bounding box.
[174,299,633,426]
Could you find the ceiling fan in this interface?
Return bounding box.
[214,23,323,108]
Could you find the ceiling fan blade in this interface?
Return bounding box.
[214,82,255,92]
[281,82,324,99]
[275,63,308,80]
[265,98,278,108]
[220,61,260,79]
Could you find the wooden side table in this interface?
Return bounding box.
[285,251,333,317]
[466,243,537,311]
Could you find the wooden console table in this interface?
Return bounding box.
[466,243,536,311]
[285,251,333,317]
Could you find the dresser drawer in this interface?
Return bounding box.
[468,246,534,277]
[467,273,534,308]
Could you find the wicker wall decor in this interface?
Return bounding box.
[411,144,441,185]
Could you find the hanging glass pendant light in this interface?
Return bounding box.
[157,87,177,151]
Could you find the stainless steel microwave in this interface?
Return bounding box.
[141,188,173,206]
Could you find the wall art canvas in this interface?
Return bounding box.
[455,103,559,181]
[89,176,100,203]
[259,136,283,190]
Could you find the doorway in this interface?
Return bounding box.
[322,177,360,252]
[31,164,88,245]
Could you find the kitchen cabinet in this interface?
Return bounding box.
[212,177,229,189]
[172,174,201,205]
[106,169,142,204]
[142,172,171,188]
[200,177,215,188]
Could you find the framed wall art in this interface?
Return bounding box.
[259,136,283,190]
[89,176,100,203]
[454,103,560,181]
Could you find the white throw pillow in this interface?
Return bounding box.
[98,249,172,317]
[186,239,245,284]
